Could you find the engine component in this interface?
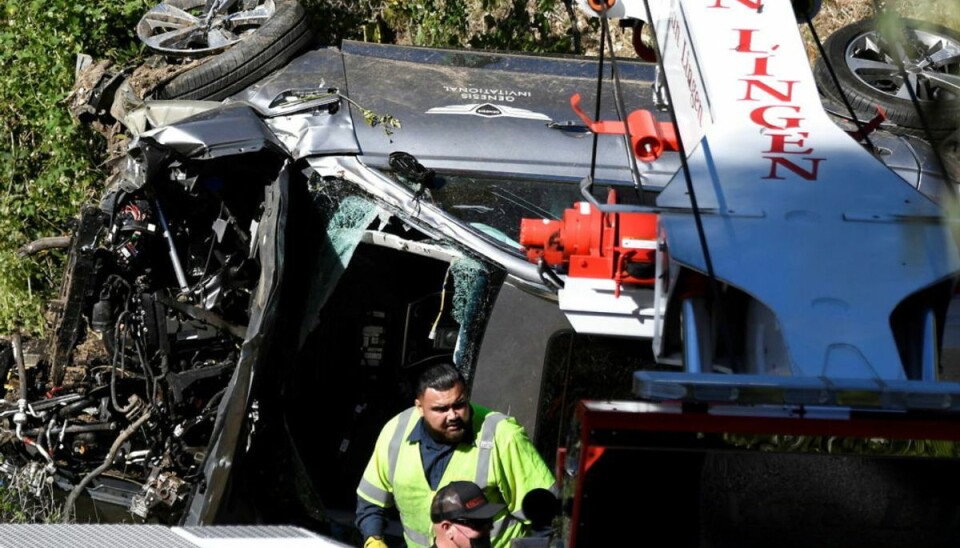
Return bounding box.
[110,198,158,269]
[130,468,188,519]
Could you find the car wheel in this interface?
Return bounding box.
[139,0,313,101]
[813,18,960,140]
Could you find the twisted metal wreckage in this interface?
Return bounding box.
[2,0,960,544]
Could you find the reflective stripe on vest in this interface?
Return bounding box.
[404,524,431,547]
[474,412,506,488]
[387,408,415,485]
[358,476,394,507]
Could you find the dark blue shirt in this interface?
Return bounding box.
[409,417,476,490]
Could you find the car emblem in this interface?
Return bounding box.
[427,103,551,121]
[475,104,502,117]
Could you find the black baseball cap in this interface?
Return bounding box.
[430,481,505,523]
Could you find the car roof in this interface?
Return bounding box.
[341,40,676,187]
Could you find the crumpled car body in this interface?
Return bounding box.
[2,37,958,539]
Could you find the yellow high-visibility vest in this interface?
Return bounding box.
[357,404,556,548]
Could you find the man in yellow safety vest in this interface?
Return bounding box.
[356,363,556,548]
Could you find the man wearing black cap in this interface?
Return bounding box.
[430,481,502,548]
[356,363,555,548]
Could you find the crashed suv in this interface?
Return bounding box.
[3,21,958,543]
[7,39,681,527]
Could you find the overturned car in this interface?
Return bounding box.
[4,0,960,544]
[10,39,685,528]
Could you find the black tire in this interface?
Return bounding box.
[154,0,313,101]
[813,18,960,140]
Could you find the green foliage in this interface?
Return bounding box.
[469,0,574,52]
[306,0,575,52]
[300,0,386,46]
[383,0,472,47]
[0,0,150,333]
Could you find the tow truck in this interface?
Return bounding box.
[525,0,960,545]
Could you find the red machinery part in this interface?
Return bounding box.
[626,109,678,162]
[520,200,658,287]
[569,93,678,162]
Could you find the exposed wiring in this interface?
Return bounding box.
[62,409,152,523]
[133,336,156,408]
[110,312,136,415]
[21,436,55,472]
